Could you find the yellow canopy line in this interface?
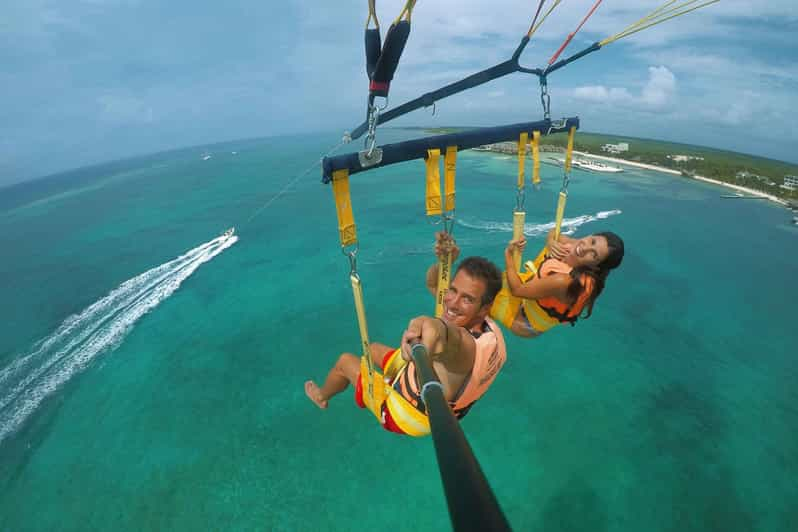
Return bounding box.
[366,0,380,29]
[600,0,720,46]
[626,0,707,32]
[395,0,418,24]
[331,169,357,247]
[527,0,564,38]
[531,130,541,185]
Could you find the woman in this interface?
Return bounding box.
[489,230,625,337]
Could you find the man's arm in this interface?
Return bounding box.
[400,316,476,375]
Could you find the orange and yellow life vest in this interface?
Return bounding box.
[490,253,595,334]
[361,318,507,437]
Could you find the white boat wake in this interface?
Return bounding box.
[457,209,622,237]
[0,233,237,443]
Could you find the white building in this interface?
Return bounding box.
[601,142,629,154]
[783,175,798,190]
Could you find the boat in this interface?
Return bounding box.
[551,157,624,173]
[202,153,212,161]
[571,158,624,173]
[793,216,798,226]
[222,227,235,238]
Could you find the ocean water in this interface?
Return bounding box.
[1,131,796,531]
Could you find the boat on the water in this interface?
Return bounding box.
[551,157,624,173]
[222,227,235,238]
[572,158,624,173]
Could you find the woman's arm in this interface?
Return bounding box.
[505,241,571,300]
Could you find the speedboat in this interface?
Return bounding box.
[202,153,212,161]
[572,158,624,173]
[222,227,235,238]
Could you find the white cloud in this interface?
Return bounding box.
[640,66,676,106]
[571,66,676,109]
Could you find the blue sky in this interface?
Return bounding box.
[2,0,796,186]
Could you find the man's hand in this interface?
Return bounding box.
[434,231,460,262]
[400,316,446,362]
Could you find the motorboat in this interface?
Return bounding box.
[572,158,624,173]
[550,157,623,173]
[222,227,235,238]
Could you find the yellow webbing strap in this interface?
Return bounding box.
[444,145,457,212]
[395,0,418,24]
[331,169,357,247]
[425,149,442,216]
[564,125,576,174]
[351,274,382,420]
[435,251,452,318]
[553,191,567,240]
[512,211,525,272]
[532,131,541,185]
[435,146,457,318]
[517,132,528,189]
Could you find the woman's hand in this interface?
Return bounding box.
[548,239,572,260]
[434,231,460,262]
[505,237,527,257]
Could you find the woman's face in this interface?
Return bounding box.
[568,234,609,268]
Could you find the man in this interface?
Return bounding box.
[304,233,507,436]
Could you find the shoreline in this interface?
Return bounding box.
[572,150,789,207]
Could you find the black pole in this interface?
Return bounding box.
[410,343,512,532]
[323,117,579,183]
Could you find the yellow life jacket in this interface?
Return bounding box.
[360,319,507,437]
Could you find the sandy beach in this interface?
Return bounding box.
[572,150,790,207]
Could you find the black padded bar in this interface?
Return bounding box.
[323,116,579,183]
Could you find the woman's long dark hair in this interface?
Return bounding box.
[566,231,624,321]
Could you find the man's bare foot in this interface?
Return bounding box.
[304,380,328,409]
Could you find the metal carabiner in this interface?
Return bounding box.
[539,76,551,120]
[515,187,526,212]
[342,244,360,277]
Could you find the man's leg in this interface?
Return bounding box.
[369,342,395,368]
[305,352,361,409]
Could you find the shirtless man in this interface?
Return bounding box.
[304,234,506,436]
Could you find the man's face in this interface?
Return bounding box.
[441,270,489,330]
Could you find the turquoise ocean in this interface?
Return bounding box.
[1,130,796,531]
